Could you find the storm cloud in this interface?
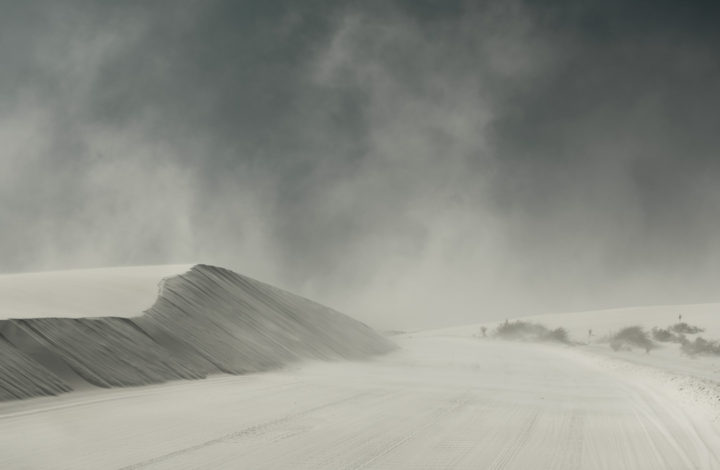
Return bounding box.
[1,0,719,328]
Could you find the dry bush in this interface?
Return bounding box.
[610,326,655,353]
[670,322,704,335]
[651,327,684,343]
[495,321,569,344]
[680,337,720,356]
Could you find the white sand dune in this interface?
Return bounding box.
[521,303,720,340]
[0,265,393,400]
[418,303,720,341]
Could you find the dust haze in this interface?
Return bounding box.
[2,0,719,329]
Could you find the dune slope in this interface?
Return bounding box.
[0,265,393,401]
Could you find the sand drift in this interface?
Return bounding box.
[0,265,394,401]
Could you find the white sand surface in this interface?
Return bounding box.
[1,334,719,469]
[0,265,193,319]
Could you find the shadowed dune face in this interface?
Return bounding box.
[0,332,72,401]
[0,265,394,401]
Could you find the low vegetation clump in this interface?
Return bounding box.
[610,326,655,353]
[651,327,684,343]
[680,337,720,356]
[495,321,569,344]
[670,322,704,335]
[598,320,714,357]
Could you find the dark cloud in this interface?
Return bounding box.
[1,0,719,328]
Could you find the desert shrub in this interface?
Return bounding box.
[496,321,542,339]
[610,326,655,353]
[651,327,685,343]
[495,321,569,344]
[652,327,675,342]
[680,337,720,356]
[546,327,569,343]
[670,322,704,335]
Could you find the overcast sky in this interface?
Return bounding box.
[2,0,719,329]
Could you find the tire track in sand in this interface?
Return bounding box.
[117,390,382,470]
[486,410,539,470]
[347,392,474,470]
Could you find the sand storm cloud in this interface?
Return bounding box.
[1,0,719,328]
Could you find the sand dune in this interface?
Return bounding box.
[419,303,720,343]
[0,265,393,401]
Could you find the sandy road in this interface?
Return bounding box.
[1,336,719,469]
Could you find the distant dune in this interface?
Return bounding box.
[0,264,193,319]
[416,303,720,342]
[0,265,394,401]
[516,303,720,340]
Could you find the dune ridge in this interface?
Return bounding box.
[0,265,394,401]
